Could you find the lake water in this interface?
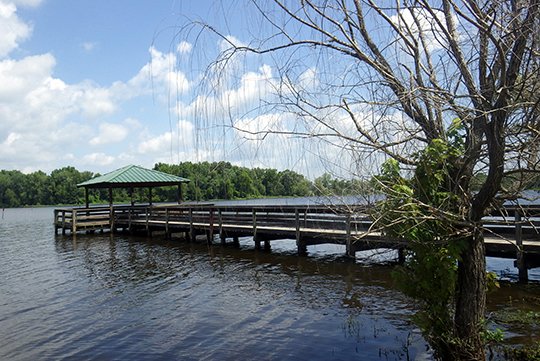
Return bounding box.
[0,206,538,360]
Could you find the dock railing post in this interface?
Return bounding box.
[345,213,353,257]
[72,209,77,234]
[295,208,300,240]
[54,210,58,234]
[165,207,170,239]
[208,208,214,245]
[128,207,133,233]
[253,209,260,249]
[145,206,150,236]
[515,209,528,282]
[295,208,306,255]
[110,206,116,234]
[189,208,195,242]
[61,210,66,235]
[219,209,226,245]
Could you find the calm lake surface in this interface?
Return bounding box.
[0,206,539,360]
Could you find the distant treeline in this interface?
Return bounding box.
[0,162,370,208]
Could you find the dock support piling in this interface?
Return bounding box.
[398,248,405,264]
[345,214,354,257]
[207,209,215,245]
[254,236,261,250]
[297,241,307,256]
[145,207,150,237]
[218,210,225,245]
[253,209,260,249]
[165,208,170,239]
[515,210,528,282]
[295,209,307,255]
[128,207,133,234]
[72,209,77,234]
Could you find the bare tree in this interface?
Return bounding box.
[185,0,539,358]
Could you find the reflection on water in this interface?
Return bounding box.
[50,234,427,359]
[0,207,430,360]
[0,207,539,360]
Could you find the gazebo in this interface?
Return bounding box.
[77,164,190,208]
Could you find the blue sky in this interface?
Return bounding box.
[2,0,311,175]
[1,0,425,179]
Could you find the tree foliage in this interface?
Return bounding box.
[0,167,94,207]
[153,162,315,200]
[0,162,366,207]
[375,132,468,358]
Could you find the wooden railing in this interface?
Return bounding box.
[56,202,538,240]
[54,202,540,281]
[112,204,372,239]
[54,207,112,234]
[55,203,540,240]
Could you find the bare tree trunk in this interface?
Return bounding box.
[454,228,486,360]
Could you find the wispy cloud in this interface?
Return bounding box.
[81,41,98,52]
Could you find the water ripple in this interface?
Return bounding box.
[0,208,434,360]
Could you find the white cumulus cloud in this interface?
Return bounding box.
[138,120,194,155]
[127,47,190,98]
[11,0,43,6]
[0,1,32,58]
[82,152,115,166]
[138,131,172,154]
[78,86,116,118]
[0,53,55,102]
[390,8,453,52]
[89,122,128,146]
[177,41,192,54]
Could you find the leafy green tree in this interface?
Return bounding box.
[259,168,284,196]
[232,169,257,198]
[0,170,29,207]
[376,134,466,357]
[48,167,96,205]
[313,173,333,196]
[0,162,365,206]
[155,161,315,201]
[24,171,49,205]
[278,170,312,197]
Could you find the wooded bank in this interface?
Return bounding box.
[0,163,368,208]
[3,162,535,208]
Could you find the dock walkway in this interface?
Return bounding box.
[54,203,540,280]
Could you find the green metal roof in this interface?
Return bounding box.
[77,165,190,188]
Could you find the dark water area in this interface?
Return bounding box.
[0,207,538,360]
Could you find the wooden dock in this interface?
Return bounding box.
[54,203,540,280]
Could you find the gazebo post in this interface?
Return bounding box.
[84,187,89,209]
[76,165,190,217]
